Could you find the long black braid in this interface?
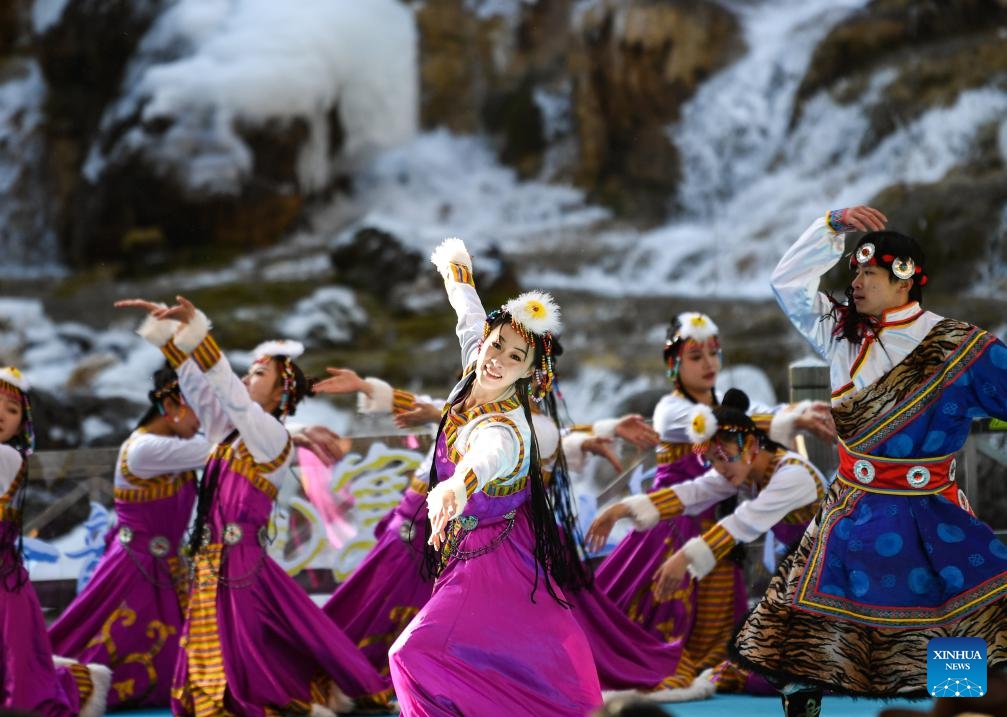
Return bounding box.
[186,430,237,557]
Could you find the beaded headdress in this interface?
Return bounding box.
[485,291,562,400]
[251,340,305,420]
[0,367,35,454]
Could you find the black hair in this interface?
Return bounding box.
[135,365,181,430]
[713,388,785,453]
[267,356,314,420]
[420,314,591,603]
[828,230,927,344]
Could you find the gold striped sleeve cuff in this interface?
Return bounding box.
[392,389,417,415]
[449,263,475,286]
[161,338,187,369]
[191,334,223,372]
[257,437,293,474]
[651,488,684,520]
[702,522,737,562]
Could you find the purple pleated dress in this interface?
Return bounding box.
[389,435,602,716]
[594,443,747,688]
[323,480,432,673]
[49,458,197,708]
[170,441,393,716]
[2,461,97,716]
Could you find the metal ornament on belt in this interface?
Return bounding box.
[891,256,916,280]
[117,526,135,545]
[855,243,876,265]
[399,521,416,543]
[852,459,875,484]
[148,536,171,558]
[906,465,931,488]
[223,523,244,545]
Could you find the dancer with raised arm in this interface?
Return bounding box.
[116,298,392,716]
[388,239,602,716]
[733,206,1007,716]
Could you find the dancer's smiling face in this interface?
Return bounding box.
[475,323,535,395]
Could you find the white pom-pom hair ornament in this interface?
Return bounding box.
[502,291,562,339]
[674,312,719,344]
[252,340,305,362]
[685,403,718,445]
[0,366,30,393]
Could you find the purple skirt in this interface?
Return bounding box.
[389,506,602,716]
[3,565,87,716]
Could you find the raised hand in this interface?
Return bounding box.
[393,401,443,428]
[313,368,368,396]
[614,414,659,450]
[794,401,837,443]
[581,436,623,473]
[832,205,887,232]
[113,298,165,315]
[291,425,350,466]
[585,502,630,553]
[154,295,197,324]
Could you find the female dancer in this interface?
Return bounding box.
[388,239,602,716]
[49,361,208,708]
[116,297,392,716]
[0,366,110,716]
[587,389,828,694]
[318,367,684,694]
[591,313,833,695]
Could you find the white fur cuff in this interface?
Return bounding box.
[80,663,111,717]
[426,476,468,523]
[430,237,472,277]
[172,309,212,355]
[136,313,179,347]
[769,399,811,449]
[592,418,619,439]
[622,494,660,531]
[357,377,394,414]
[682,536,717,580]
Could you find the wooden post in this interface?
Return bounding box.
[788,359,838,478]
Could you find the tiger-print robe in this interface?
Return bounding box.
[734,320,1007,698]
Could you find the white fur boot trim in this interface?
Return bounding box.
[80,663,112,717]
[325,682,355,714]
[645,670,717,703]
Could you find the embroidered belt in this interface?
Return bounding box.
[837,443,956,495]
[409,477,429,496]
[118,526,173,558]
[205,522,269,548]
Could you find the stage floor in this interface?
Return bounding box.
[117,693,934,716]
